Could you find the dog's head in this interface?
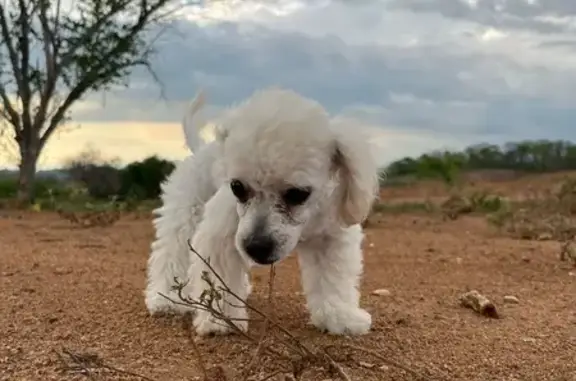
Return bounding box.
[189,88,378,265]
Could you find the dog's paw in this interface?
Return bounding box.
[193,310,248,336]
[310,306,372,336]
[145,292,190,316]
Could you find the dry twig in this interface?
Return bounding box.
[53,347,153,380]
[242,265,276,380]
[161,240,433,381]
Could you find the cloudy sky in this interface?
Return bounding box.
[4,0,576,169]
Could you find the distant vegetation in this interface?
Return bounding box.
[384,139,576,184]
[3,139,576,213]
[0,146,174,213]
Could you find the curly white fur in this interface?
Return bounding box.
[145,87,379,336]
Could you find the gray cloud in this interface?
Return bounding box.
[137,21,489,108]
[387,0,576,34]
[70,1,576,152]
[538,39,576,50]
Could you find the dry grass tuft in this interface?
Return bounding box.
[156,241,445,381]
[487,178,576,242]
[57,209,121,228]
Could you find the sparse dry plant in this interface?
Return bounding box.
[53,347,153,380]
[441,191,505,220]
[156,241,440,381]
[560,239,576,267]
[487,178,576,243]
[57,208,121,228]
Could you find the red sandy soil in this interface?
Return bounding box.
[1,182,576,380]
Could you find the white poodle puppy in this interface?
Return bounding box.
[145,87,379,336]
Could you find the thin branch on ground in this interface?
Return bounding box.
[53,347,153,381]
[160,240,433,381]
[242,265,276,380]
[182,313,209,380]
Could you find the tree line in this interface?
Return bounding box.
[385,140,576,181]
[3,139,576,203]
[0,153,175,202]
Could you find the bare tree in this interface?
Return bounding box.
[0,0,176,205]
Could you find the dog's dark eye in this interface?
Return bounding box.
[230,179,249,203]
[282,187,312,206]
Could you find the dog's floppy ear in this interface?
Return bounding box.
[332,123,379,227]
[182,89,228,153]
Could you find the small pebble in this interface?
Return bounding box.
[503,295,519,304]
[538,233,552,241]
[569,272,575,277]
[359,361,375,369]
[371,289,391,296]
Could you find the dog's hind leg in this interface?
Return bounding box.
[144,156,213,315]
[145,202,201,315]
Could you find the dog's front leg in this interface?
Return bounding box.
[186,186,252,336]
[297,225,371,335]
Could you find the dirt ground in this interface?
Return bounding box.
[1,182,576,380]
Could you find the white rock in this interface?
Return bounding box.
[371,289,391,297]
[503,295,519,304]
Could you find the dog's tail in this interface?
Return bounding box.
[182,89,217,153]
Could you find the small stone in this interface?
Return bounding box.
[503,295,519,304]
[379,365,390,371]
[369,243,375,248]
[537,233,552,241]
[569,272,575,277]
[53,268,72,275]
[371,289,391,296]
[455,257,463,264]
[359,361,375,369]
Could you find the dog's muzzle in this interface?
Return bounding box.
[243,235,277,265]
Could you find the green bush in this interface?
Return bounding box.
[67,163,122,200]
[0,177,69,200]
[0,178,17,198]
[119,156,175,200]
[2,150,176,206]
[65,155,175,201]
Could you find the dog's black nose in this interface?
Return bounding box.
[243,236,276,265]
